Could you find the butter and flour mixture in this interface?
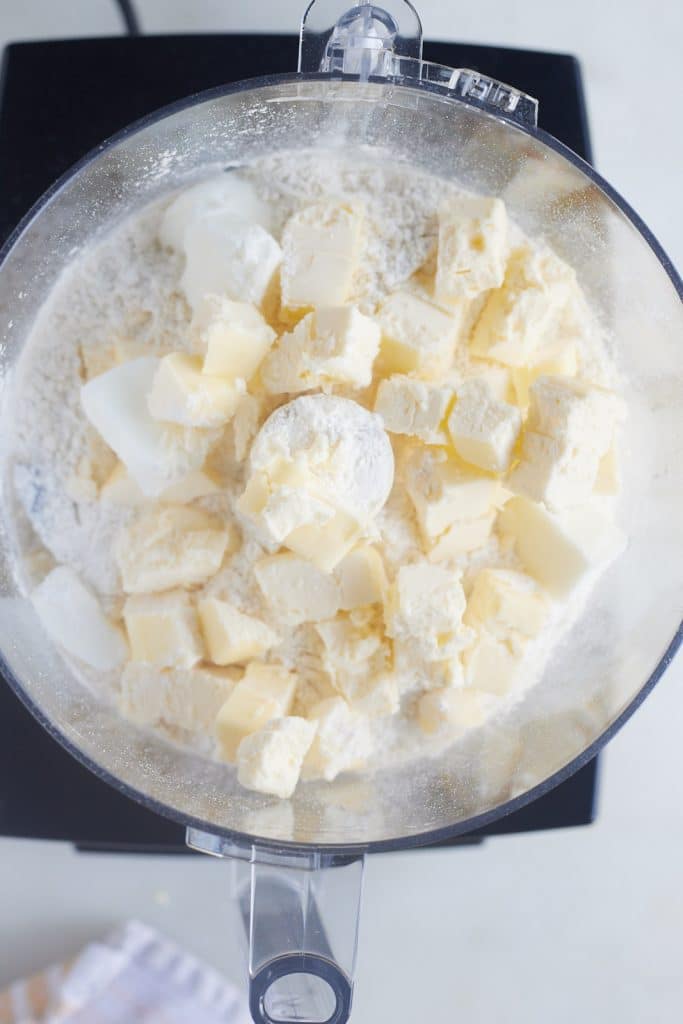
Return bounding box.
[8,150,626,800]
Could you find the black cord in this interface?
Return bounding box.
[113,0,142,36]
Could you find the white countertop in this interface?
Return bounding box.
[0,1,681,1020]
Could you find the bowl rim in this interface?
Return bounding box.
[1,71,681,855]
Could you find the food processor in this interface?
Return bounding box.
[0,2,680,1021]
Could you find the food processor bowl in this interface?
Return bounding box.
[0,3,680,1020]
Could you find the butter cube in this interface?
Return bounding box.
[181,212,282,311]
[464,568,550,638]
[120,663,239,732]
[405,446,501,540]
[261,487,336,544]
[509,431,602,509]
[239,460,361,572]
[281,201,365,309]
[314,614,389,702]
[261,306,380,393]
[594,443,620,496]
[510,376,623,508]
[526,375,622,451]
[232,393,265,462]
[463,630,526,695]
[148,352,244,428]
[470,364,513,403]
[377,290,462,379]
[191,295,276,382]
[386,563,470,662]
[418,687,491,735]
[374,375,453,444]
[303,696,374,782]
[198,598,280,666]
[498,496,626,597]
[352,674,399,718]
[159,174,272,251]
[285,510,362,573]
[427,513,496,562]
[101,461,219,506]
[335,545,387,609]
[471,245,575,366]
[32,566,128,671]
[115,506,232,594]
[511,343,577,409]
[81,357,216,497]
[254,553,341,625]
[216,661,297,760]
[448,378,521,473]
[435,195,508,303]
[237,716,317,798]
[123,589,203,668]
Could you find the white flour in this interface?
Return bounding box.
[5,148,623,779]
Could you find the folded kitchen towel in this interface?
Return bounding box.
[0,921,250,1024]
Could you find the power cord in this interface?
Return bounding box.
[112,0,142,36]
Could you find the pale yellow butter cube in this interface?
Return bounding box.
[198,598,280,666]
[120,662,239,732]
[526,375,622,453]
[216,661,297,760]
[435,195,508,303]
[471,245,576,366]
[192,295,276,382]
[303,696,374,782]
[123,589,203,668]
[254,552,341,625]
[509,430,602,509]
[335,545,387,609]
[281,201,365,309]
[405,446,501,541]
[418,687,491,735]
[511,344,577,409]
[261,487,336,544]
[101,461,219,506]
[148,352,244,428]
[232,393,266,462]
[237,716,317,798]
[463,630,525,695]
[427,513,496,562]
[115,506,232,594]
[471,364,513,403]
[352,673,399,718]
[448,378,521,473]
[284,509,362,573]
[374,375,454,444]
[262,306,380,393]
[510,376,623,508]
[464,568,550,638]
[314,614,389,702]
[497,496,626,597]
[377,290,462,379]
[594,443,620,495]
[386,563,471,662]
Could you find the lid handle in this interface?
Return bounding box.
[299,1,538,127]
[300,1,422,77]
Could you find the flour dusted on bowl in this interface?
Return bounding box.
[6,150,627,800]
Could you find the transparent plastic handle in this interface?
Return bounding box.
[299,0,539,126]
[187,829,365,1024]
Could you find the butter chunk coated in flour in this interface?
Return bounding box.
[216,662,298,761]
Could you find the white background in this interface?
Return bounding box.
[0,2,681,1021]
